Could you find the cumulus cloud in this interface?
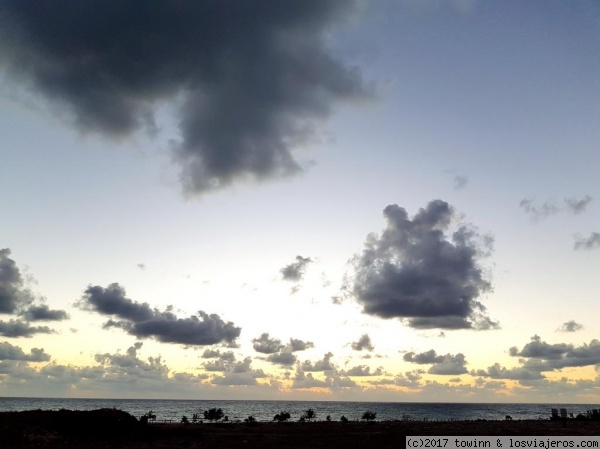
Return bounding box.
[0,342,50,362]
[301,352,335,372]
[0,1,370,195]
[211,357,266,386]
[288,338,314,352]
[558,320,584,333]
[509,335,600,370]
[472,363,544,381]
[252,333,284,354]
[201,349,235,362]
[404,350,468,375]
[19,304,69,322]
[350,334,374,351]
[0,249,69,335]
[0,320,54,338]
[280,256,313,282]
[267,352,297,367]
[574,232,600,250]
[348,200,496,330]
[342,365,383,376]
[292,370,329,389]
[78,283,240,346]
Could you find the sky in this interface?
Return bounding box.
[0,0,599,403]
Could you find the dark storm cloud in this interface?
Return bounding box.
[0,341,50,362]
[280,256,313,282]
[574,232,600,250]
[0,1,369,195]
[252,333,284,354]
[404,350,468,375]
[348,200,496,330]
[19,304,69,322]
[0,319,54,338]
[558,320,584,333]
[78,283,241,346]
[350,334,374,351]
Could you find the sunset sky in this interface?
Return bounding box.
[1,0,599,403]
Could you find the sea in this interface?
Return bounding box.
[0,398,597,423]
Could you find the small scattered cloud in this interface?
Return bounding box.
[252,333,284,354]
[211,357,266,386]
[288,338,314,352]
[267,352,297,367]
[201,349,236,362]
[78,283,241,346]
[508,335,600,370]
[350,334,374,351]
[136,264,146,270]
[280,256,313,282]
[301,352,335,372]
[342,365,383,376]
[404,350,468,375]
[472,363,544,381]
[565,195,593,214]
[520,195,593,221]
[453,175,468,190]
[347,200,496,330]
[574,232,600,250]
[558,321,584,333]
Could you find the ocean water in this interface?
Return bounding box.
[0,398,597,423]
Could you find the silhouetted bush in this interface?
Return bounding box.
[362,411,377,422]
[203,408,225,422]
[340,415,349,423]
[273,411,291,422]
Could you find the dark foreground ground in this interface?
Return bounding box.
[2,409,600,449]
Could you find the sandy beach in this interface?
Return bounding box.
[2,409,600,449]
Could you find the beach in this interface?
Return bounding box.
[2,409,600,449]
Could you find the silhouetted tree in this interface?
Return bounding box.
[140,410,156,425]
[273,411,291,422]
[362,411,376,422]
[181,415,189,424]
[302,408,316,422]
[340,415,349,423]
[204,408,225,422]
[244,415,257,423]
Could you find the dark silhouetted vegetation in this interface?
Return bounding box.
[362,411,377,422]
[340,415,349,423]
[302,408,316,422]
[203,408,225,422]
[274,411,291,422]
